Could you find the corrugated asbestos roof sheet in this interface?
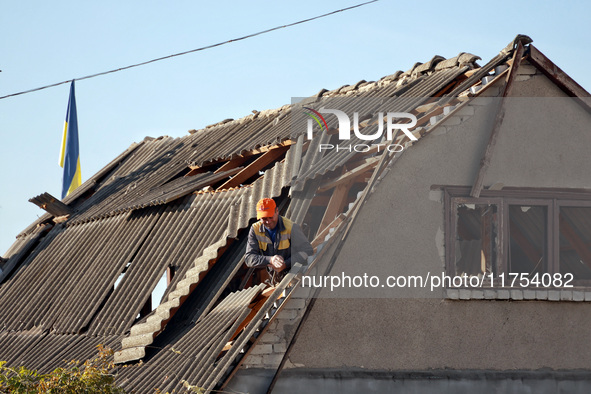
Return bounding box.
[288,65,470,190]
[114,154,295,361]
[28,192,72,217]
[15,141,145,238]
[0,37,530,392]
[0,223,50,283]
[0,329,121,374]
[0,211,162,334]
[117,284,265,393]
[188,107,294,165]
[158,232,250,334]
[0,154,293,337]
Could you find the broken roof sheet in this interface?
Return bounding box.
[0,154,293,336]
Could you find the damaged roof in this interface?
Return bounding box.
[1,34,587,393]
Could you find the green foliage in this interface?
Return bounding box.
[0,345,125,393]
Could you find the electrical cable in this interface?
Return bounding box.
[0,1,378,100]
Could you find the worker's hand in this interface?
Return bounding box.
[270,255,286,272]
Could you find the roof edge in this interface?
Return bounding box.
[527,44,591,99]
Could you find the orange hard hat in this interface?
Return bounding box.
[256,198,276,219]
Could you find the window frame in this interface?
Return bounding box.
[444,186,591,288]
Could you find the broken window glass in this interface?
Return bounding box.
[455,203,498,276]
[508,205,547,275]
[447,188,591,287]
[560,206,591,280]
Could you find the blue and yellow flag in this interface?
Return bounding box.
[59,80,82,199]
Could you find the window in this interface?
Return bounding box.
[445,187,591,287]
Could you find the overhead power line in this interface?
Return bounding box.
[0,1,378,100]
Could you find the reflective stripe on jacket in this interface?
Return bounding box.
[252,217,294,252]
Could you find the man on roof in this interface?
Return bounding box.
[245,198,313,283]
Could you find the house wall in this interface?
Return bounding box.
[272,370,591,394]
[282,66,591,380]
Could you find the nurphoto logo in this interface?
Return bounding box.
[303,106,418,153]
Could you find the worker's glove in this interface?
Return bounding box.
[270,255,286,272]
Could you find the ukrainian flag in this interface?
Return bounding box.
[59,80,82,199]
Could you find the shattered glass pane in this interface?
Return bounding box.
[508,205,547,275]
[455,203,498,276]
[560,207,591,280]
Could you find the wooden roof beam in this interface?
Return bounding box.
[217,145,290,190]
[318,181,354,233]
[317,157,380,193]
[214,155,250,174]
[470,41,525,198]
[312,213,345,249]
[528,44,591,112]
[187,139,296,174]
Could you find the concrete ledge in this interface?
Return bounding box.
[459,289,471,300]
[276,367,591,380]
[510,290,523,300]
[444,288,591,301]
[523,290,537,300]
[445,289,459,299]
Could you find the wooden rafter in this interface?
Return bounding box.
[309,194,331,206]
[527,44,591,112]
[187,139,296,175]
[318,181,353,233]
[214,155,250,174]
[312,213,345,249]
[167,266,175,286]
[217,145,289,190]
[317,157,379,193]
[186,166,214,177]
[470,41,525,198]
[433,78,462,98]
[412,67,511,141]
[219,275,298,391]
[182,167,243,194]
[223,294,270,349]
[414,104,446,128]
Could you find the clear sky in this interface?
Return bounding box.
[1,0,590,254]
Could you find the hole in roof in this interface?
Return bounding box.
[114,261,132,290]
[152,269,168,308]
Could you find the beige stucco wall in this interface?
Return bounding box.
[288,298,591,370]
[286,67,591,371]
